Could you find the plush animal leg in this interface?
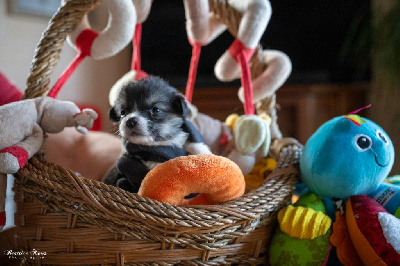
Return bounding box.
[0,173,7,231]
[183,0,227,45]
[0,124,43,174]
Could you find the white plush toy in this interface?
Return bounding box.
[183,0,292,110]
[66,0,136,60]
[109,0,153,105]
[0,97,97,231]
[183,0,289,173]
[190,109,271,175]
[51,0,137,98]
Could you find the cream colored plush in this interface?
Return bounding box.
[192,112,270,175]
[0,97,97,231]
[183,0,292,104]
[66,0,137,60]
[0,97,97,174]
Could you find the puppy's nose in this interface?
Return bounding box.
[126,117,138,128]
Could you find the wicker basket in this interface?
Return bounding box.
[11,0,301,264]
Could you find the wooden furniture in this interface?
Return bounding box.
[187,83,370,144]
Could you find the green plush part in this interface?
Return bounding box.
[269,228,331,266]
[294,192,327,213]
[386,175,400,185]
[395,208,400,219]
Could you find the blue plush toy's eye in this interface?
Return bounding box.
[354,134,372,151]
[376,130,389,145]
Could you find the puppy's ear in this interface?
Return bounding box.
[108,107,120,122]
[174,93,190,117]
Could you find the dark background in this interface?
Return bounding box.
[140,0,371,88]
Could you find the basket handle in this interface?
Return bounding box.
[22,0,101,100]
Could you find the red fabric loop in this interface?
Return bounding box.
[228,39,255,63]
[76,29,99,56]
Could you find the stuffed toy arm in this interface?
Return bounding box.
[38,97,98,134]
[73,108,98,134]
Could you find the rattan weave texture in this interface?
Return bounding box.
[12,0,301,264]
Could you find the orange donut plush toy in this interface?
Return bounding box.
[138,154,245,205]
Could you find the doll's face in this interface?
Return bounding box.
[300,115,395,199]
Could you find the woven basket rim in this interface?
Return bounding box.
[15,138,301,251]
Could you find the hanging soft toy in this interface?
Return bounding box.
[269,106,400,265]
[225,113,271,175]
[109,0,153,106]
[51,0,137,97]
[182,0,289,178]
[183,0,292,115]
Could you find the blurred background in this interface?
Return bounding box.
[1,0,399,173]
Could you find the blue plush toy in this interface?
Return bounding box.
[269,106,400,265]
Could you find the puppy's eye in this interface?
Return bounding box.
[151,107,161,113]
[120,109,126,117]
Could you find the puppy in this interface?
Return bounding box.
[103,76,210,193]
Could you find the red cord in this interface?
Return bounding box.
[228,39,255,115]
[131,24,142,71]
[185,42,202,102]
[131,23,148,80]
[48,29,99,98]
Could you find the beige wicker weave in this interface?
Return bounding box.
[12,0,301,265]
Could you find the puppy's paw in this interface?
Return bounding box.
[0,146,29,174]
[116,177,138,193]
[74,108,98,131]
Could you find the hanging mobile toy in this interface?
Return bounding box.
[50,0,137,99]
[109,0,153,107]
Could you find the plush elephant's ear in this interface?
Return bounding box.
[234,115,267,155]
[108,107,120,122]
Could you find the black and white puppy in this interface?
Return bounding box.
[103,76,210,193]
